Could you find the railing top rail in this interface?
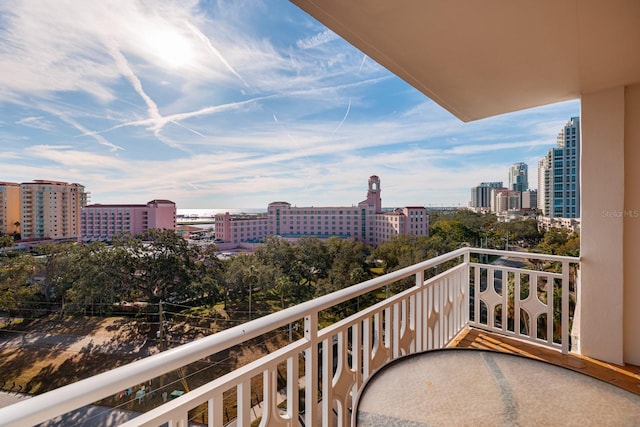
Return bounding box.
[469,261,564,278]
[469,247,580,263]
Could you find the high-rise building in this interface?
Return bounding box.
[80,199,176,242]
[20,180,88,239]
[508,162,528,194]
[491,189,521,214]
[538,117,580,218]
[522,190,538,210]
[470,182,503,211]
[215,176,429,245]
[537,156,550,215]
[0,182,21,236]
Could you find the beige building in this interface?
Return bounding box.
[292,0,640,366]
[0,181,21,236]
[20,180,88,239]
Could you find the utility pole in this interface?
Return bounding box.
[158,300,164,352]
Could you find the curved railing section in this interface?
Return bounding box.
[0,248,579,427]
[467,248,579,355]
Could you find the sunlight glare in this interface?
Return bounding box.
[144,28,195,68]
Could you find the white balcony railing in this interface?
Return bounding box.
[0,248,579,427]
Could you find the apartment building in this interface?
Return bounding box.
[491,189,521,214]
[214,212,269,244]
[538,117,581,218]
[469,182,503,212]
[80,199,176,242]
[20,180,88,239]
[215,176,429,245]
[522,189,538,210]
[374,207,429,243]
[508,162,528,192]
[0,182,21,236]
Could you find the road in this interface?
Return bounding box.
[0,317,156,356]
[0,391,140,426]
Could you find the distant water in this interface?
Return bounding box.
[177,208,265,218]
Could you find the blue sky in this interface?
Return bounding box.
[0,0,579,209]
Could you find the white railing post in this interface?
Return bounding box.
[209,393,222,427]
[392,301,400,358]
[463,250,470,327]
[514,271,521,339]
[321,336,332,427]
[286,354,299,424]
[237,379,251,426]
[571,267,581,354]
[562,260,570,354]
[304,313,319,427]
[415,268,425,352]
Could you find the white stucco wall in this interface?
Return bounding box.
[623,83,640,365]
[580,86,625,365]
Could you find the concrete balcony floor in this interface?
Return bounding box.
[355,328,640,426]
[450,328,640,395]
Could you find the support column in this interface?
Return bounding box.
[623,83,640,365]
[580,86,625,365]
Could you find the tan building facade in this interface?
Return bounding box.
[20,180,88,239]
[0,181,21,236]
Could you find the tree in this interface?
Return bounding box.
[505,219,543,246]
[0,253,39,315]
[63,242,124,315]
[189,243,223,305]
[34,242,79,307]
[0,235,14,250]
[12,221,21,240]
[316,237,370,296]
[256,236,327,304]
[125,229,199,302]
[254,236,296,274]
[534,228,580,256]
[295,236,332,284]
[373,234,428,273]
[222,254,278,319]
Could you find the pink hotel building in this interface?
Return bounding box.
[215,176,429,245]
[80,199,176,242]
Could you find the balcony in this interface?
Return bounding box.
[7,247,637,426]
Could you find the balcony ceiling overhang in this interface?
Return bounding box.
[290,0,640,121]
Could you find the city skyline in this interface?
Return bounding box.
[0,1,579,209]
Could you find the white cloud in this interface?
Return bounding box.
[15,116,55,131]
[0,2,580,209]
[445,140,555,155]
[296,30,340,49]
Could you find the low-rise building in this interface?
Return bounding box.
[214,213,269,243]
[538,216,580,233]
[80,199,176,242]
[215,176,428,245]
